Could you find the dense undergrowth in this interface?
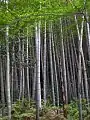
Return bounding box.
[0,99,66,120]
[67,99,90,120]
[0,99,90,120]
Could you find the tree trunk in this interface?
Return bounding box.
[6,25,11,120]
[22,39,25,99]
[11,43,14,103]
[75,15,84,120]
[70,36,77,99]
[81,50,89,106]
[35,22,41,120]
[60,18,68,104]
[26,27,30,103]
[52,32,59,106]
[32,63,36,100]
[0,50,5,116]
[64,43,71,101]
[43,21,47,105]
[19,37,22,100]
[49,22,55,106]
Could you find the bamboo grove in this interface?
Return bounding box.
[0,0,90,120]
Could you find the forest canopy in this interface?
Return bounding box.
[1,0,90,120]
[0,0,89,25]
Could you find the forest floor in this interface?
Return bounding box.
[1,99,90,120]
[0,106,67,120]
[39,110,67,120]
[0,109,67,120]
[19,109,67,120]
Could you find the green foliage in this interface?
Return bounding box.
[0,0,87,36]
[46,96,53,107]
[11,98,65,120]
[10,98,64,120]
[11,98,36,120]
[1,99,90,120]
[84,115,90,120]
[0,116,8,120]
[67,99,90,120]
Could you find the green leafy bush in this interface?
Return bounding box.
[67,99,90,120]
[11,98,36,120]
